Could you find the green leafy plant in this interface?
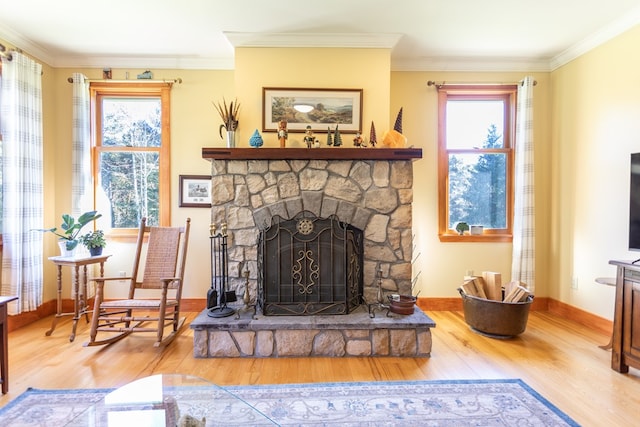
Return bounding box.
[455,221,469,235]
[37,210,102,250]
[79,229,106,249]
[213,98,240,138]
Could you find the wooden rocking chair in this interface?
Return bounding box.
[84,217,191,347]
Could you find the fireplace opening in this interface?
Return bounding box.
[258,211,363,315]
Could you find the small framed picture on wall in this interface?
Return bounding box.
[179,175,212,207]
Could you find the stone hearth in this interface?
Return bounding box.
[191,306,435,358]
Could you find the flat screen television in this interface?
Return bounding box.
[629,153,640,254]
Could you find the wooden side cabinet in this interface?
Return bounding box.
[609,260,640,373]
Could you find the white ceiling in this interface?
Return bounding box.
[1,0,639,71]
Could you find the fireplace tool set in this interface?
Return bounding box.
[368,268,390,318]
[235,268,256,319]
[207,223,237,318]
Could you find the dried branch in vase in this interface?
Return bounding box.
[213,98,240,139]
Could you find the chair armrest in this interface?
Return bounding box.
[90,276,133,284]
[160,277,182,288]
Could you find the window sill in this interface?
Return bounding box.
[438,233,512,243]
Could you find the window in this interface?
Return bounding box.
[437,85,516,242]
[90,83,171,232]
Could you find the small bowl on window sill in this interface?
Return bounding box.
[470,225,484,235]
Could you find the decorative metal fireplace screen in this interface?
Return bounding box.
[258,212,363,315]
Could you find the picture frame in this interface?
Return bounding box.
[179,175,212,208]
[262,87,363,133]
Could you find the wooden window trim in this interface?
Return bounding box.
[437,85,516,243]
[90,83,171,239]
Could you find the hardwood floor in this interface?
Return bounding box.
[1,310,639,426]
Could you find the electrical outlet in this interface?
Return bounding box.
[571,276,578,289]
[118,271,127,283]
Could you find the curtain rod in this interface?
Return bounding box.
[67,77,183,84]
[0,43,13,61]
[427,80,537,88]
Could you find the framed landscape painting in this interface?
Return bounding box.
[262,87,363,133]
[179,175,212,208]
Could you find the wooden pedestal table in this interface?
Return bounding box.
[1,295,18,393]
[595,277,616,350]
[46,254,111,342]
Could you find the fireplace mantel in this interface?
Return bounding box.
[202,147,422,161]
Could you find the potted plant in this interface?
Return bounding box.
[79,229,106,256]
[36,210,102,256]
[455,221,469,235]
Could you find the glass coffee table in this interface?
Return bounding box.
[71,374,277,426]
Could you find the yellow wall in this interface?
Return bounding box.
[391,72,552,299]
[550,25,640,319]
[234,47,391,147]
[5,24,640,321]
[41,67,235,301]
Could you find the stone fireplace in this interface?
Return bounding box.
[202,148,422,303]
[191,148,435,358]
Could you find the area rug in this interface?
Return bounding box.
[0,379,579,426]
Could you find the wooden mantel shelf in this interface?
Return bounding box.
[202,147,422,161]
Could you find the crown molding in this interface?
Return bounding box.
[391,56,552,72]
[0,22,233,69]
[0,23,55,65]
[550,4,640,70]
[46,55,235,70]
[223,32,403,49]
[3,18,639,72]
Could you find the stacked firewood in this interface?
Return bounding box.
[459,271,531,303]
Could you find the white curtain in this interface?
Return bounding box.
[511,76,536,292]
[71,73,91,217]
[0,52,44,314]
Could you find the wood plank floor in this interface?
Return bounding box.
[1,310,639,426]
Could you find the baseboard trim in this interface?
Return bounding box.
[547,298,612,336]
[416,296,612,337]
[8,297,612,337]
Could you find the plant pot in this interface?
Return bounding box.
[89,247,104,256]
[58,241,78,258]
[226,131,236,148]
[388,295,416,315]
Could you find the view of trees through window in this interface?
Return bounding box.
[448,124,506,228]
[99,98,161,228]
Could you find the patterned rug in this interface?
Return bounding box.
[0,379,579,426]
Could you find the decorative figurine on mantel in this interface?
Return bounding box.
[382,107,407,148]
[249,129,264,148]
[303,125,317,148]
[333,124,343,146]
[369,121,378,147]
[353,132,364,147]
[137,70,153,79]
[278,120,288,148]
[326,126,333,146]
